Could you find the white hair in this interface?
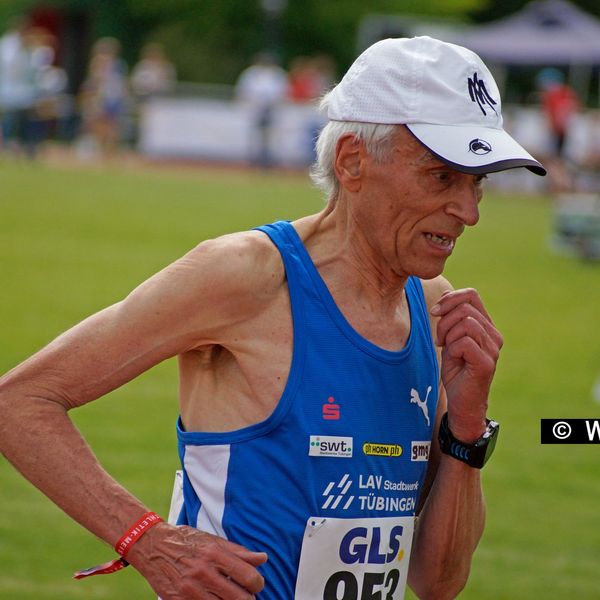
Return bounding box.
[310,91,400,201]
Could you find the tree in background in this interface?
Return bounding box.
[0,0,598,87]
[131,0,488,82]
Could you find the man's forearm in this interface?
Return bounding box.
[408,456,485,600]
[0,390,150,549]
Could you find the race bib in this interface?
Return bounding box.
[294,516,414,600]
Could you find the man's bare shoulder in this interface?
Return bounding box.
[141,229,285,315]
[420,275,453,311]
[116,229,284,349]
[182,229,284,299]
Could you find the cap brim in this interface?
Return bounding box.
[406,123,546,176]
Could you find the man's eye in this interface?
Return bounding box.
[433,171,451,182]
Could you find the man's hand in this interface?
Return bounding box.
[431,288,503,442]
[129,523,268,599]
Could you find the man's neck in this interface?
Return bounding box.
[293,200,409,319]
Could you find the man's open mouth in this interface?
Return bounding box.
[424,232,455,248]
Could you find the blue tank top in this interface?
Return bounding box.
[175,220,439,599]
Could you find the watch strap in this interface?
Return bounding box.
[438,412,499,469]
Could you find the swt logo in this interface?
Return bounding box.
[309,436,353,458]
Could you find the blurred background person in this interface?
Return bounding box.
[288,54,335,104]
[131,42,176,100]
[287,53,335,163]
[78,37,129,159]
[311,53,335,98]
[288,56,319,103]
[130,42,176,148]
[26,27,69,155]
[0,17,38,158]
[235,52,288,168]
[537,67,581,193]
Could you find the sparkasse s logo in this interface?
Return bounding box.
[322,396,340,420]
[309,436,353,458]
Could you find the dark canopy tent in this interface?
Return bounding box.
[455,0,600,105]
[459,0,600,65]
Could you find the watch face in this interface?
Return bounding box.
[481,424,499,467]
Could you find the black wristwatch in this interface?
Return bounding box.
[438,412,499,469]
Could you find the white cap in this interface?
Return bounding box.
[327,36,546,176]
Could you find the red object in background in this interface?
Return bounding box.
[542,84,580,136]
[29,6,63,62]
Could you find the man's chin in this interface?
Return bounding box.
[411,260,447,281]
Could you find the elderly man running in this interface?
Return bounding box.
[0,37,544,599]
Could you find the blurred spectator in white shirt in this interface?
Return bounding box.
[131,43,176,100]
[235,53,288,167]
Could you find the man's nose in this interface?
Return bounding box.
[446,180,481,226]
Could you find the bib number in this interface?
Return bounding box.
[294,516,414,600]
[324,568,401,599]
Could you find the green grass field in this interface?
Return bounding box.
[1,158,599,599]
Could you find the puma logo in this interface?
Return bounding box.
[410,386,432,426]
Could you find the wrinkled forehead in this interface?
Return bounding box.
[392,126,447,168]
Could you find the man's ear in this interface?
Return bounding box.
[334,134,363,193]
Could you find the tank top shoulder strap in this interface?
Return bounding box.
[405,276,439,382]
[254,219,299,273]
[254,220,321,305]
[255,219,319,327]
[405,277,428,324]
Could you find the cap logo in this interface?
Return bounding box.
[467,73,497,116]
[468,138,492,155]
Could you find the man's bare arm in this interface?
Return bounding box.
[408,387,486,600]
[0,232,274,599]
[408,283,502,599]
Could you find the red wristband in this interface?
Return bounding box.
[114,511,163,558]
[73,511,163,580]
